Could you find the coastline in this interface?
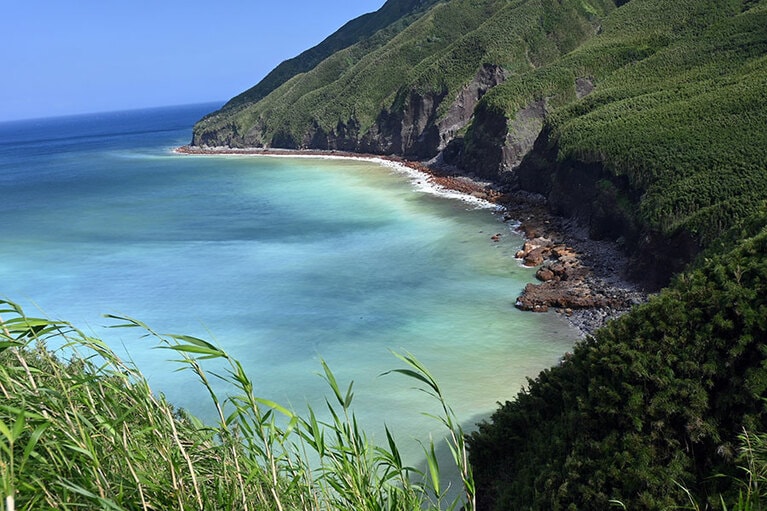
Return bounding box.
[176,145,647,337]
[174,145,505,205]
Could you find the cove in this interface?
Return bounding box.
[0,103,578,462]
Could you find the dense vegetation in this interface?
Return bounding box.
[192,0,616,150]
[0,302,474,510]
[475,0,767,248]
[468,209,767,510]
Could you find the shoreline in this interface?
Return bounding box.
[176,145,647,337]
[175,145,505,205]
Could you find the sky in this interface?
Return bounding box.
[1,0,385,122]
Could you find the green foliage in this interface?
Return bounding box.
[193,0,614,148]
[216,0,444,111]
[0,300,475,511]
[473,0,767,245]
[468,213,767,510]
[550,0,767,242]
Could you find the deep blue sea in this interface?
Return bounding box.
[0,102,577,462]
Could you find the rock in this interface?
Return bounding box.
[551,245,576,259]
[523,246,549,266]
[530,237,553,248]
[536,267,556,281]
[514,236,556,264]
[549,262,566,276]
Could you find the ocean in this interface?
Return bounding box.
[0,102,577,464]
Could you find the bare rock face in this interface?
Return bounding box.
[502,100,546,172]
[536,267,556,282]
[437,64,507,151]
[359,64,507,158]
[457,102,508,180]
[575,76,595,99]
[360,88,446,157]
[459,98,546,180]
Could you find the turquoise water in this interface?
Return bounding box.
[0,103,577,462]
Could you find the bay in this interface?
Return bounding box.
[0,103,577,464]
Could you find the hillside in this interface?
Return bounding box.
[468,209,767,510]
[205,0,443,113]
[192,0,617,156]
[462,0,767,285]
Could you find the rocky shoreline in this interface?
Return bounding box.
[176,145,647,337]
[499,191,647,336]
[422,158,648,337]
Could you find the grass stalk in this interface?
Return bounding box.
[2,300,477,510]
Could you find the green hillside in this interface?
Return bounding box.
[468,208,767,510]
[483,0,765,277]
[209,0,443,112]
[192,0,617,154]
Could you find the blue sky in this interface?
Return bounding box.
[1,0,385,121]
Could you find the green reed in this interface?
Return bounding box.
[0,299,474,510]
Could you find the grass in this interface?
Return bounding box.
[0,299,474,511]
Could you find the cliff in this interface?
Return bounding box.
[192,0,613,156]
[458,0,767,288]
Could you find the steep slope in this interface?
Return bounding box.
[192,0,617,157]
[193,0,766,290]
[461,0,767,286]
[207,0,443,112]
[467,208,767,510]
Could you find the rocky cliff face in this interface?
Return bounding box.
[456,95,547,182]
[358,64,506,158]
[194,64,508,161]
[483,121,698,289]
[454,79,700,290]
[435,65,507,152]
